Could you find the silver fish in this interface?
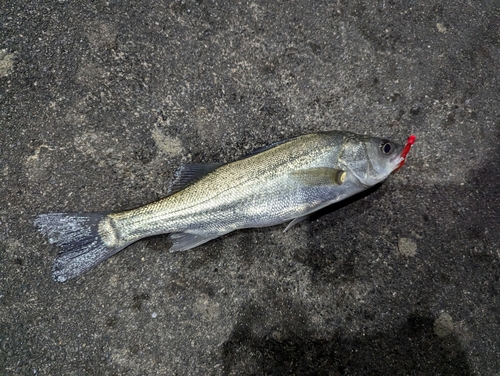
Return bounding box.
[35,131,415,282]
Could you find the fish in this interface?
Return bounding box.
[35,131,416,282]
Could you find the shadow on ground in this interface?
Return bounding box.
[222,302,470,375]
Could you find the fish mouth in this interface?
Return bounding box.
[393,135,416,172]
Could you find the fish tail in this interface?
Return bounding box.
[34,212,125,282]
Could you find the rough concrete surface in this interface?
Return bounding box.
[1,1,499,375]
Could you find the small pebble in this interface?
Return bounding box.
[398,237,417,257]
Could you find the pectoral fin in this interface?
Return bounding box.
[290,168,346,186]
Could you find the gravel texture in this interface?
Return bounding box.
[1,1,499,374]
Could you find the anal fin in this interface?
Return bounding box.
[168,231,226,252]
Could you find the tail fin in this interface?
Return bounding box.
[34,212,124,282]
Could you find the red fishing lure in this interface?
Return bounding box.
[396,135,416,171]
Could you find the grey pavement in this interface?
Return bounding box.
[1,1,499,374]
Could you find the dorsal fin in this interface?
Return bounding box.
[166,136,297,194]
[167,163,224,194]
[239,137,296,159]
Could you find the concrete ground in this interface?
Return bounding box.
[1,0,499,374]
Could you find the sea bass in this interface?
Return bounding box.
[35,131,415,282]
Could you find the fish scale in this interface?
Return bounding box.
[34,130,415,282]
[109,133,343,240]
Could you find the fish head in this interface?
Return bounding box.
[339,134,415,187]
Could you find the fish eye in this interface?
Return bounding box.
[380,140,393,155]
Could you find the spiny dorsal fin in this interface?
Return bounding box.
[239,137,297,159]
[167,136,297,194]
[168,163,224,194]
